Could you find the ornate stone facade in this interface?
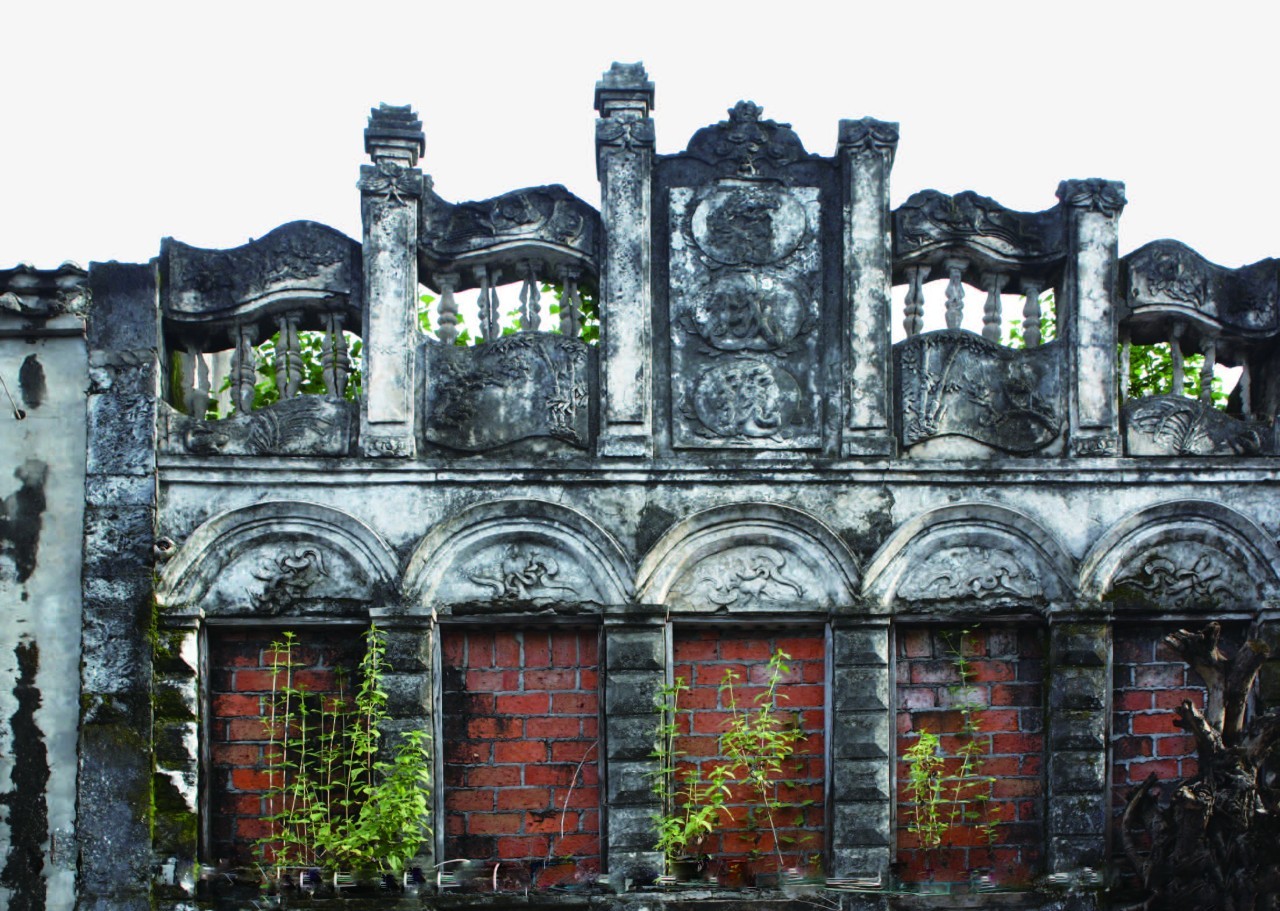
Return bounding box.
[3,64,1280,910]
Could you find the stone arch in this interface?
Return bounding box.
[402,499,632,611]
[862,503,1074,614]
[636,503,859,612]
[157,501,399,617]
[1079,500,1280,610]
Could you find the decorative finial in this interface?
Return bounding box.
[595,62,655,115]
[364,103,425,167]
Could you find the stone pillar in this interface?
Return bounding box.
[838,118,899,457]
[1045,618,1112,874]
[1058,178,1126,457]
[360,104,425,458]
[829,620,892,879]
[369,610,435,876]
[79,261,159,911]
[151,617,201,899]
[595,62,655,458]
[601,609,664,888]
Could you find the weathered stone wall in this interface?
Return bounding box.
[0,300,86,911]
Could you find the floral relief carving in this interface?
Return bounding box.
[688,548,807,608]
[251,547,329,610]
[1111,545,1255,608]
[465,545,579,601]
[896,546,1038,602]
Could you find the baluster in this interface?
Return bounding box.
[232,324,256,415]
[436,272,459,345]
[1119,326,1131,401]
[1170,323,1185,396]
[1240,363,1253,416]
[981,271,1008,342]
[186,345,211,419]
[322,312,349,397]
[475,265,501,342]
[1200,339,1216,406]
[944,257,968,330]
[518,261,541,331]
[559,265,582,338]
[903,265,928,337]
[276,312,303,398]
[1021,279,1043,347]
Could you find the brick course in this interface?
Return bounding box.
[670,629,826,878]
[441,629,601,888]
[895,625,1045,885]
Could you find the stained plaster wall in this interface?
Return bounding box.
[0,316,86,911]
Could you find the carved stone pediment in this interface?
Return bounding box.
[895,545,1041,603]
[421,333,592,452]
[160,221,362,347]
[1123,395,1274,456]
[682,101,814,182]
[669,183,822,450]
[896,331,1064,454]
[159,397,358,457]
[1108,541,1256,611]
[418,185,602,288]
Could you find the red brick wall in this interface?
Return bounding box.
[208,627,362,865]
[670,629,826,878]
[440,629,601,888]
[895,625,1045,885]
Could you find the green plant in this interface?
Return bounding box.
[258,625,431,879]
[903,729,946,858]
[718,649,810,874]
[651,677,733,870]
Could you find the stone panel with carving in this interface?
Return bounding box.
[663,544,831,612]
[896,331,1064,454]
[200,541,375,616]
[895,545,1040,602]
[158,396,357,456]
[682,101,814,183]
[1123,395,1275,456]
[669,183,822,449]
[422,333,592,452]
[1108,542,1259,610]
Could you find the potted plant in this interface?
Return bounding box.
[257,624,432,891]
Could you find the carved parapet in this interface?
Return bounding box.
[0,262,87,326]
[417,184,602,291]
[682,100,816,182]
[1120,241,1280,380]
[1123,394,1277,456]
[160,221,362,348]
[892,189,1066,284]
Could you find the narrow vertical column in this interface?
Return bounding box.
[1045,619,1111,875]
[367,610,435,878]
[595,62,655,458]
[828,620,892,879]
[1022,279,1044,347]
[80,261,160,911]
[601,609,665,888]
[359,104,425,457]
[1057,178,1126,457]
[152,618,201,898]
[839,117,899,457]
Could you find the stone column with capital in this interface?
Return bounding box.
[839,117,899,457]
[1058,178,1126,457]
[359,104,425,458]
[595,63,655,458]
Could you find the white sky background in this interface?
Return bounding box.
[3,2,1278,273]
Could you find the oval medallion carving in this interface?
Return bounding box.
[691,186,807,266]
[692,271,806,351]
[690,358,798,439]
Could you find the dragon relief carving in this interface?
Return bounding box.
[895,190,1050,260]
[465,545,579,601]
[897,546,1038,602]
[162,397,357,457]
[251,548,329,611]
[1127,243,1206,307]
[1111,547,1250,609]
[689,548,806,608]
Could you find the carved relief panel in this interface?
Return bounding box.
[668,183,822,450]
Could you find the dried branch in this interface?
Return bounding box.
[1222,639,1270,744]
[1174,699,1224,763]
[1122,773,1160,887]
[1164,623,1228,730]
